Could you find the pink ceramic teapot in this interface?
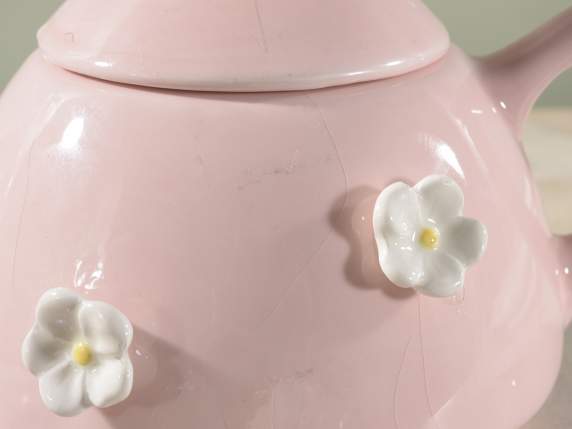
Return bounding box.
[2,0,572,427]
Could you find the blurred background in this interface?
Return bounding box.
[1,1,572,428]
[1,0,572,105]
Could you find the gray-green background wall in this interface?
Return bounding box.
[1,0,571,105]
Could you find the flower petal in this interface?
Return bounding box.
[378,235,425,288]
[78,301,133,357]
[22,326,68,376]
[86,358,133,408]
[442,217,488,266]
[373,182,422,238]
[418,252,465,297]
[36,288,81,341]
[415,175,464,224]
[38,360,86,417]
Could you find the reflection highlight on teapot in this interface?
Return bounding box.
[420,134,464,178]
[58,116,85,158]
[74,258,105,290]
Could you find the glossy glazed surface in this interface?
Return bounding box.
[37,0,450,91]
[0,46,569,428]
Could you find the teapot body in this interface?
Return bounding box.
[0,48,564,428]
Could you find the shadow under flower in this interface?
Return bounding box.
[100,328,223,428]
[329,185,415,300]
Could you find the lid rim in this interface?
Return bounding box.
[38,35,450,92]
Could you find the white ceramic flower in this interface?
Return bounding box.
[373,175,488,297]
[22,288,133,416]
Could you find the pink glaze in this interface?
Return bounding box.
[1,4,572,429]
[37,0,449,91]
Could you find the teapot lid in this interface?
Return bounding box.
[38,0,450,92]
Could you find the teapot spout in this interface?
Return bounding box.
[479,7,572,140]
[556,236,572,326]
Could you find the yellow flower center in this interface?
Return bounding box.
[72,342,92,366]
[419,227,440,250]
